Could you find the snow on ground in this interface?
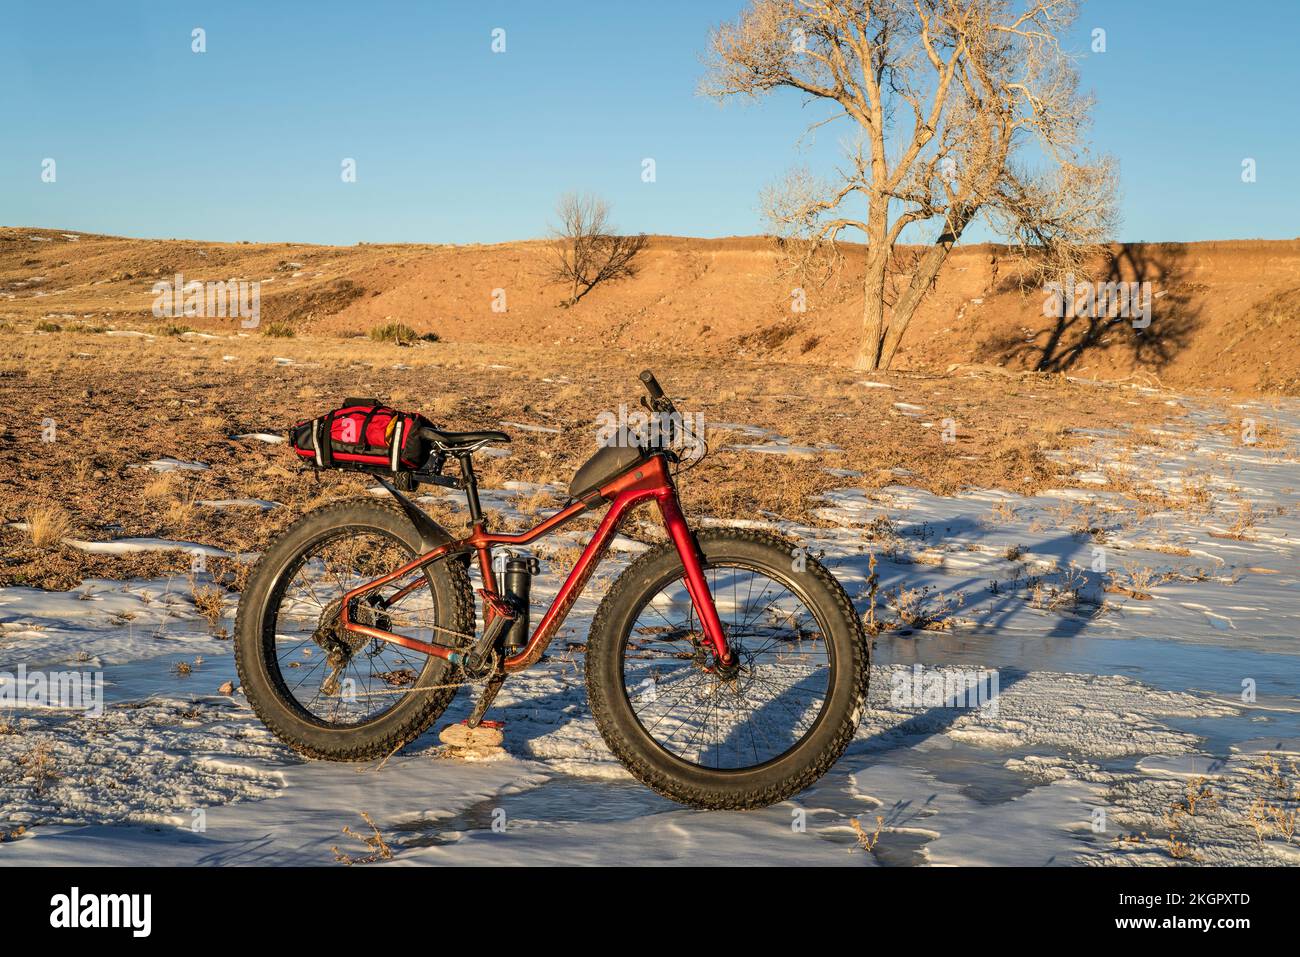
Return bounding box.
[231,433,285,445]
[129,457,209,473]
[196,498,280,511]
[3,392,1300,865]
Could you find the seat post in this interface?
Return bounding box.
[458,453,484,525]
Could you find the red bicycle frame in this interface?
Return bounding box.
[338,452,732,673]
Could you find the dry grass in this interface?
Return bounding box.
[332,811,394,864]
[859,552,881,636]
[1183,777,1218,817]
[1028,566,1087,611]
[1244,755,1300,846]
[0,331,1181,590]
[190,579,227,633]
[23,505,72,548]
[1114,753,1300,862]
[884,584,962,631]
[1228,415,1294,450]
[536,543,585,570]
[1166,833,1198,861]
[1104,562,1172,601]
[983,501,1019,526]
[164,487,201,528]
[1174,475,1215,516]
[1218,500,1260,541]
[518,486,561,518]
[141,473,175,499]
[368,322,437,346]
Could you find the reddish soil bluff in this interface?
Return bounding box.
[4,228,1297,394]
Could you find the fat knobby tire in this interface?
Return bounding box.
[585,527,870,809]
[234,498,474,761]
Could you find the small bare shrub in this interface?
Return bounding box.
[18,739,60,791]
[333,811,393,865]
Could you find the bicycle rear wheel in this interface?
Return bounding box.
[234,499,474,760]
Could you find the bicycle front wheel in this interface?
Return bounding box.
[585,528,869,808]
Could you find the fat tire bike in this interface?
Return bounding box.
[235,371,869,808]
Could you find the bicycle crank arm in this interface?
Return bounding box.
[464,673,507,729]
[452,610,513,675]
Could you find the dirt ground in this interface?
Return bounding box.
[4,224,1290,590]
[0,329,1213,590]
[3,227,1298,395]
[2,244,1300,868]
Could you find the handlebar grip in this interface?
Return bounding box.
[639,369,666,401]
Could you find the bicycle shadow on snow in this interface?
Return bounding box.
[425,524,1111,821]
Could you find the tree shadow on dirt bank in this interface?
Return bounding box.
[976,243,1204,375]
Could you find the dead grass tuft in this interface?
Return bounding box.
[190,579,226,632]
[23,505,72,549]
[17,738,60,791]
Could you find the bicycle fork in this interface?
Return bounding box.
[655,489,734,669]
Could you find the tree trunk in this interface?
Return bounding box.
[855,204,892,370]
[877,222,964,369]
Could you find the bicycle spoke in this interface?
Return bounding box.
[620,563,833,770]
[269,529,449,727]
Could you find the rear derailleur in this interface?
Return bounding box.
[313,595,389,696]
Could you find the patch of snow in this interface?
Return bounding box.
[130,457,209,472]
[197,499,280,511]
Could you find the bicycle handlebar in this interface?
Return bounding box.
[638,369,680,452]
[639,369,665,401]
[639,369,676,415]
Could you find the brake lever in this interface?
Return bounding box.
[638,395,677,449]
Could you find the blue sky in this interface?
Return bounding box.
[2,0,1296,244]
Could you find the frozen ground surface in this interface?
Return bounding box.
[3,388,1300,866]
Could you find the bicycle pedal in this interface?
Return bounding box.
[438,720,505,751]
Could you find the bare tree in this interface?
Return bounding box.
[702,0,1117,370]
[549,193,648,306]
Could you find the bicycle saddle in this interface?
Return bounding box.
[423,427,511,450]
